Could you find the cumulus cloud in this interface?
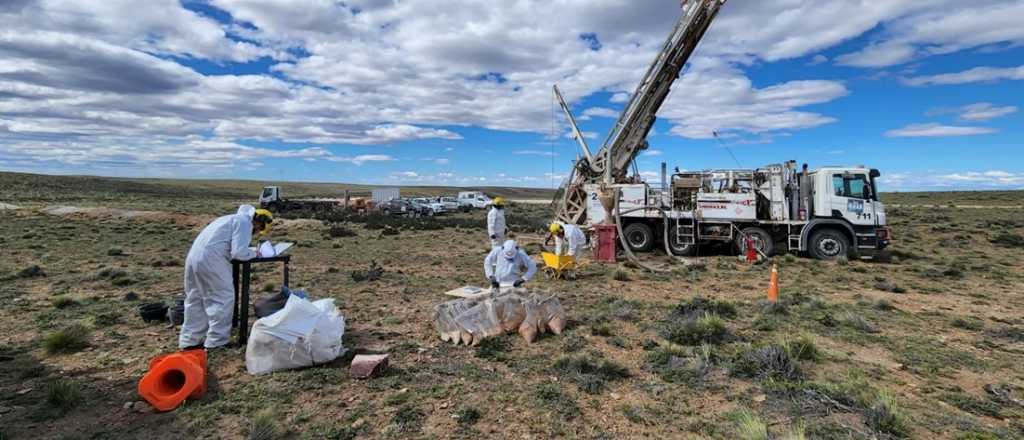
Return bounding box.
[884,123,997,138]
[2,0,1023,177]
[514,150,559,157]
[881,170,1024,190]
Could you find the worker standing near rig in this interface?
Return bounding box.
[178,205,273,350]
[487,197,508,249]
[547,222,586,258]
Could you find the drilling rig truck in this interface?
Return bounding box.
[551,0,892,261]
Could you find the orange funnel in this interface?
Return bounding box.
[138,349,207,412]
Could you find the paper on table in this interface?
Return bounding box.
[252,241,294,257]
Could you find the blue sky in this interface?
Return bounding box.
[0,0,1022,191]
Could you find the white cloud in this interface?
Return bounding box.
[580,107,619,120]
[879,170,1024,191]
[807,54,828,66]
[834,1,1024,68]
[902,65,1024,86]
[884,123,997,138]
[514,150,558,157]
[958,103,1018,121]
[642,149,663,156]
[2,0,1023,177]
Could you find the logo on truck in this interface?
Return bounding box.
[848,199,864,214]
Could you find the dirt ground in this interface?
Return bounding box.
[1,178,1023,439]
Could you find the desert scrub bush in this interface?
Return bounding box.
[590,322,613,337]
[951,317,984,331]
[532,382,579,420]
[326,224,357,238]
[553,354,630,394]
[939,392,1003,419]
[731,344,801,381]
[842,313,880,334]
[46,379,83,411]
[22,263,48,278]
[990,233,1024,248]
[43,324,91,354]
[661,313,730,345]
[783,335,821,362]
[672,296,738,319]
[106,246,124,256]
[865,392,909,438]
[611,269,631,282]
[388,405,424,434]
[454,407,481,427]
[476,336,511,361]
[248,409,284,440]
[51,296,80,309]
[561,331,586,352]
[647,343,714,385]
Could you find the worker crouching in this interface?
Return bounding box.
[485,239,537,290]
[178,205,273,350]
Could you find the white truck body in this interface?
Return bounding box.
[458,191,492,209]
[372,188,401,204]
[581,161,891,260]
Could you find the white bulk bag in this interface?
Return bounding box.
[246,295,346,375]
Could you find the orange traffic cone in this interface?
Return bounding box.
[767,263,779,304]
[138,349,207,412]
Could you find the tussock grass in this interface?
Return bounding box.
[532,382,579,420]
[865,392,909,438]
[46,379,83,411]
[661,313,730,346]
[553,355,630,394]
[248,409,284,440]
[733,410,768,440]
[43,324,90,354]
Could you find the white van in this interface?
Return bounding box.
[457,191,492,209]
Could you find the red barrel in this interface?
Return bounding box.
[593,225,618,263]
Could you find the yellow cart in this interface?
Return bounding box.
[541,252,578,280]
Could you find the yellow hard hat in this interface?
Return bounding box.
[254,208,274,234]
[549,222,563,234]
[492,197,506,207]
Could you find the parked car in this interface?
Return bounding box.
[411,198,445,216]
[457,191,492,209]
[378,198,413,216]
[437,197,466,212]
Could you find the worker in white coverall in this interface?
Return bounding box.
[484,239,537,289]
[178,205,273,349]
[487,197,508,249]
[546,222,586,257]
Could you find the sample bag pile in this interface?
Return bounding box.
[432,289,566,345]
[245,294,346,375]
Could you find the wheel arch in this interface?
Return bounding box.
[799,219,855,252]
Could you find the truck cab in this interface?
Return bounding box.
[804,167,890,259]
[259,186,281,208]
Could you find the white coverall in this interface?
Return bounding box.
[178,205,258,349]
[484,240,537,286]
[487,206,507,249]
[555,223,587,257]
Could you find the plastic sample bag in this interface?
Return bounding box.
[245,295,346,375]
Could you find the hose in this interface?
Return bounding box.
[613,195,677,273]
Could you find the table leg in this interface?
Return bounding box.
[232,263,240,328]
[283,260,290,288]
[239,263,251,346]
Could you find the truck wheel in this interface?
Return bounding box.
[382,209,390,216]
[667,231,697,256]
[623,222,655,252]
[809,228,850,261]
[734,227,774,257]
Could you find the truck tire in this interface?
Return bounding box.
[623,222,655,252]
[808,228,850,261]
[667,231,697,256]
[734,227,774,257]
